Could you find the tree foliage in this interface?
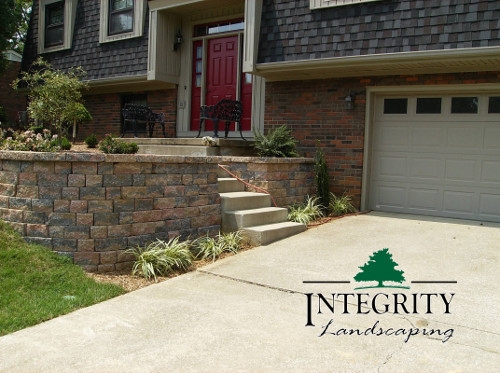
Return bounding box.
[0,0,17,72]
[12,57,91,136]
[0,0,31,71]
[354,248,406,288]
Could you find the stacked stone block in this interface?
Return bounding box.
[0,152,220,272]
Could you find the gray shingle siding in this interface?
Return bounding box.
[22,0,149,81]
[258,0,500,63]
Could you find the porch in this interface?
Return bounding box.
[119,137,255,157]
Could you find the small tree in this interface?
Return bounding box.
[314,142,330,211]
[12,57,90,139]
[354,248,408,289]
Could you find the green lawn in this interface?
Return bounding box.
[0,220,125,336]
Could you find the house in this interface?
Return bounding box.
[22,0,500,223]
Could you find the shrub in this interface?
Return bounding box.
[315,143,330,212]
[124,237,193,280]
[193,231,244,262]
[253,125,299,157]
[329,192,357,217]
[60,136,72,150]
[84,134,98,148]
[98,134,138,154]
[288,196,324,224]
[0,129,62,152]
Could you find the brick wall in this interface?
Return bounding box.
[219,157,315,207]
[0,60,26,126]
[0,152,221,272]
[0,152,314,272]
[264,71,500,208]
[79,89,177,141]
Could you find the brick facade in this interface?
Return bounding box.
[0,60,26,126]
[79,89,178,141]
[264,71,500,207]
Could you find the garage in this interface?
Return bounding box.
[368,91,500,223]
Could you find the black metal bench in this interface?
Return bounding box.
[121,104,166,138]
[197,99,244,139]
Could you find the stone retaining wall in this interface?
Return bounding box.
[0,151,314,272]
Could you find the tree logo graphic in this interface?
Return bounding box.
[354,248,410,290]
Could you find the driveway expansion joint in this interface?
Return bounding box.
[197,269,302,295]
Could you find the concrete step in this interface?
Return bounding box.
[218,178,245,193]
[119,138,254,156]
[222,207,288,232]
[220,192,271,211]
[241,221,307,246]
[137,144,219,156]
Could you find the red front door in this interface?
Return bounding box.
[190,35,252,134]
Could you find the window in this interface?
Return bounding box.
[45,1,64,47]
[451,97,478,114]
[310,0,382,10]
[488,97,500,113]
[383,98,408,114]
[99,0,146,43]
[109,0,133,35]
[416,98,442,114]
[194,20,244,37]
[38,0,77,53]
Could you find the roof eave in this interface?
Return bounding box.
[254,46,500,81]
[87,74,176,94]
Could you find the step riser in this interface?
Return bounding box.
[222,208,288,231]
[218,178,245,193]
[220,194,271,211]
[242,223,306,246]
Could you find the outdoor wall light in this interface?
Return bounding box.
[344,93,355,110]
[174,30,183,51]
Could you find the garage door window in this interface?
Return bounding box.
[416,97,441,114]
[383,98,407,114]
[451,97,478,114]
[488,97,500,113]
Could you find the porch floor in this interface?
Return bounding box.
[120,137,255,157]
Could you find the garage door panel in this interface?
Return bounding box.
[479,193,500,216]
[484,128,500,153]
[409,157,442,179]
[444,159,477,182]
[370,92,500,223]
[375,184,406,208]
[481,160,500,183]
[411,126,444,148]
[408,188,440,211]
[447,126,483,149]
[374,126,409,148]
[442,191,475,215]
[373,154,407,178]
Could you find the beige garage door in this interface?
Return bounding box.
[369,93,500,222]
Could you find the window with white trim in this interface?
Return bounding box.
[310,0,382,10]
[99,0,146,43]
[38,0,78,53]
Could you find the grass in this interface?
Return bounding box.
[0,220,125,336]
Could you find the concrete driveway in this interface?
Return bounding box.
[0,212,499,372]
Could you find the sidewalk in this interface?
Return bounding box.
[0,212,499,372]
